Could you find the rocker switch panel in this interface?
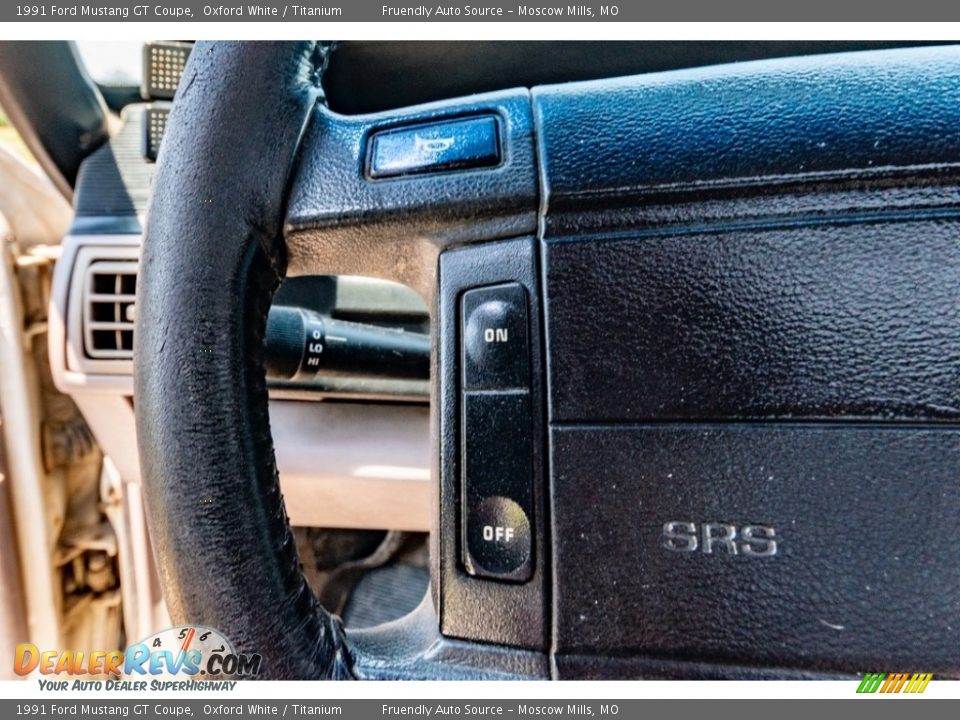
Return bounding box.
[461,283,534,582]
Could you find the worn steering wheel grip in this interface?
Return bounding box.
[134,41,354,679]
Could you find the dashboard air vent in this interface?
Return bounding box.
[82,261,137,360]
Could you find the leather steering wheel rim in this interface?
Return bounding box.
[135,41,353,680]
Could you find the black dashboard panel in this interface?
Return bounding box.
[324,41,938,115]
[73,104,152,224]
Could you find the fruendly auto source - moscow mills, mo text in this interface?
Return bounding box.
[381,4,618,17]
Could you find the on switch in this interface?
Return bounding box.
[462,283,530,390]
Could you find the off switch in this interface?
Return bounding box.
[466,497,532,577]
[461,391,533,582]
[462,284,529,390]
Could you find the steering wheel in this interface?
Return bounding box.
[136,41,960,680]
[138,40,541,681]
[135,42,356,679]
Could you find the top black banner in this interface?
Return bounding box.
[3,0,953,22]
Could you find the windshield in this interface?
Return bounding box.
[75,40,142,85]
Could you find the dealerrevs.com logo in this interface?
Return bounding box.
[14,626,262,686]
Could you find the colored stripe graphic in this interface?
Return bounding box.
[858,672,932,694]
[908,673,933,693]
[857,673,886,693]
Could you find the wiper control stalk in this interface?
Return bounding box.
[264,305,429,381]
